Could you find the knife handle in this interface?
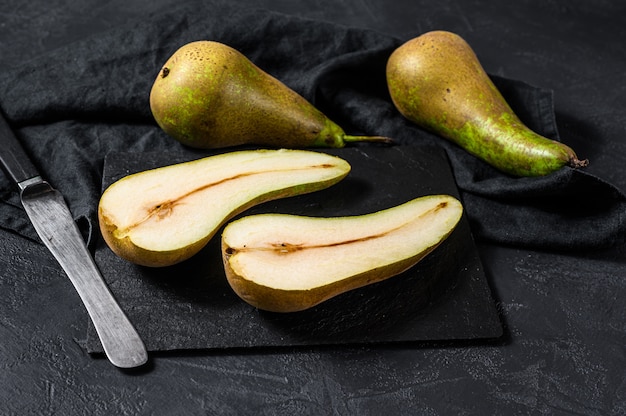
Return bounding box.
[0,109,40,184]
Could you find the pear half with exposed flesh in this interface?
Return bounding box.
[221,194,463,312]
[98,149,350,267]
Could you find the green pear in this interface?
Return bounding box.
[221,194,463,312]
[150,40,392,149]
[386,30,588,176]
[98,149,350,267]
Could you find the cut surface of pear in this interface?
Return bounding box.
[221,194,463,313]
[98,149,351,267]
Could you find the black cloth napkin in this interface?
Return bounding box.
[0,0,624,251]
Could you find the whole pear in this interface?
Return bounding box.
[386,30,588,177]
[150,40,392,149]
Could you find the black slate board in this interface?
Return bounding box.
[87,145,503,353]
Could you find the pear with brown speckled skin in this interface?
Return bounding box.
[150,40,392,149]
[386,30,588,177]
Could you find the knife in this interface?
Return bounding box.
[0,110,148,369]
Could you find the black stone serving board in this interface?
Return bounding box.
[87,145,503,353]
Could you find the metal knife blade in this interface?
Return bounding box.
[0,110,148,368]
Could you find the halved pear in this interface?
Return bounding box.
[221,194,463,312]
[98,149,351,267]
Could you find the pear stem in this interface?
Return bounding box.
[569,157,589,169]
[343,135,395,145]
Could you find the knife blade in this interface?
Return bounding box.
[0,110,148,368]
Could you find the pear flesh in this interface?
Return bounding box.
[149,40,392,149]
[221,194,463,313]
[386,30,588,177]
[98,149,351,267]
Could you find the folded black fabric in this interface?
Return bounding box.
[0,0,624,251]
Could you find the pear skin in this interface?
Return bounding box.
[386,30,588,177]
[150,41,392,149]
[221,195,463,312]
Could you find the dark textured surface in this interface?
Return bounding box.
[0,1,625,415]
[87,146,501,352]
